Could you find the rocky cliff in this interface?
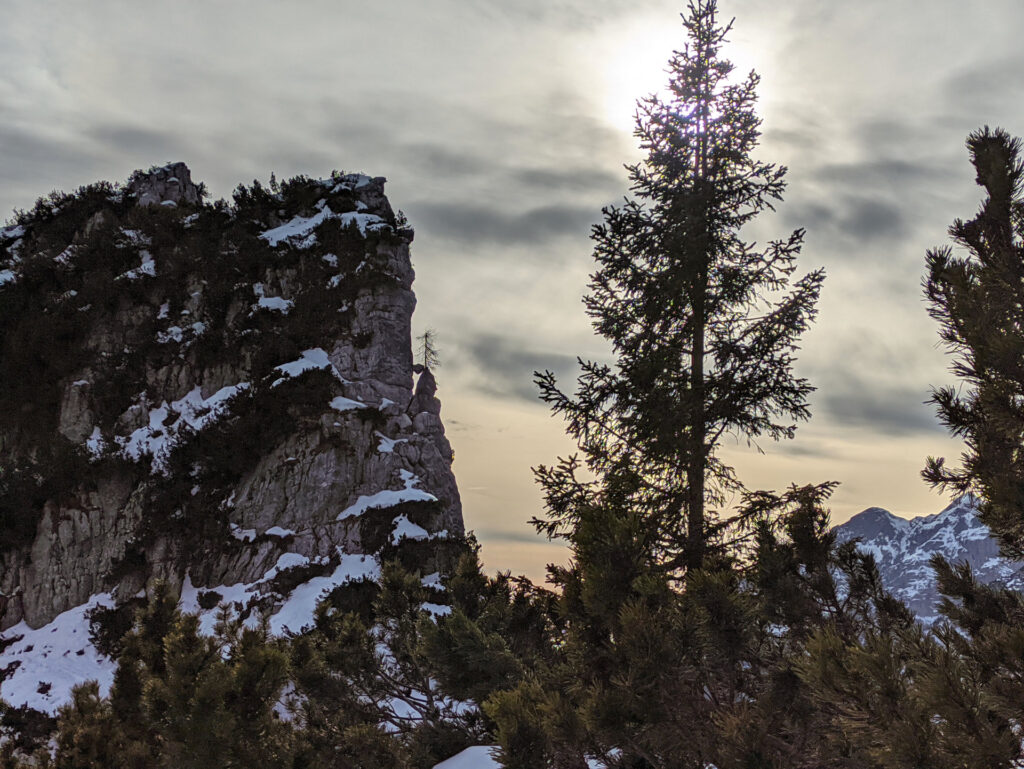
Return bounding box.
[0,164,462,710]
[834,496,1024,623]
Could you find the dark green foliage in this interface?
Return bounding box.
[420,547,555,710]
[103,544,149,587]
[799,622,1020,769]
[923,127,1024,558]
[87,597,147,659]
[49,583,297,769]
[195,590,223,611]
[50,681,152,769]
[266,557,337,597]
[358,499,441,554]
[534,0,824,576]
[317,577,381,626]
[0,703,56,763]
[291,560,483,769]
[492,3,826,766]
[0,439,94,552]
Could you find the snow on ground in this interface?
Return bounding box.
[269,554,380,635]
[327,173,373,192]
[432,746,501,769]
[252,282,294,314]
[120,251,156,280]
[0,594,117,714]
[114,383,249,472]
[330,395,365,412]
[390,514,431,545]
[85,426,105,458]
[259,205,387,248]
[179,574,262,637]
[337,471,438,521]
[156,325,184,344]
[230,523,257,542]
[119,228,150,246]
[2,525,436,713]
[272,348,347,387]
[0,224,25,240]
[264,552,313,580]
[178,552,383,638]
[376,431,408,453]
[421,603,452,618]
[0,269,16,285]
[257,295,294,313]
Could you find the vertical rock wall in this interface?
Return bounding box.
[0,164,462,632]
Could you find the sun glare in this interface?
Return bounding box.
[594,16,776,137]
[598,21,681,134]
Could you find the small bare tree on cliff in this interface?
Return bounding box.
[416,328,441,371]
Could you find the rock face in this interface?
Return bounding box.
[834,496,1024,622]
[127,162,201,207]
[0,164,462,636]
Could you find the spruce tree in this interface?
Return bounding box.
[923,127,1024,557]
[535,0,823,575]
[506,2,824,765]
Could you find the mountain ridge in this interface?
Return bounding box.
[834,496,1024,622]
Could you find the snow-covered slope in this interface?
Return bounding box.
[834,496,1024,623]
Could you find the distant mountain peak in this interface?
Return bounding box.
[834,495,1022,623]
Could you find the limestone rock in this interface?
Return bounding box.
[0,166,463,633]
[127,162,200,207]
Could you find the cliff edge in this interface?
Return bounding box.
[0,164,462,710]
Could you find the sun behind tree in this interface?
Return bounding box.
[485,2,826,766]
[533,0,824,578]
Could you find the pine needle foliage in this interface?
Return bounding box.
[534,0,824,575]
[923,127,1024,557]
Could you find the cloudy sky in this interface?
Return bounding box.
[3,0,1022,579]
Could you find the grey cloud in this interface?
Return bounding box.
[465,0,666,27]
[455,333,581,404]
[394,143,492,179]
[801,333,948,437]
[0,125,110,216]
[472,528,563,546]
[380,139,622,196]
[813,159,948,189]
[817,387,942,437]
[787,195,908,245]
[0,124,93,177]
[762,127,820,152]
[775,440,843,460]
[840,198,907,241]
[408,200,599,247]
[511,167,621,194]
[943,55,1024,115]
[87,124,186,158]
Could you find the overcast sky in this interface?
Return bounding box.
[3,0,1022,580]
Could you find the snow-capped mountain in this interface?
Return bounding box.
[834,496,1024,623]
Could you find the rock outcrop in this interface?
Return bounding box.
[0,164,462,650]
[127,161,201,208]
